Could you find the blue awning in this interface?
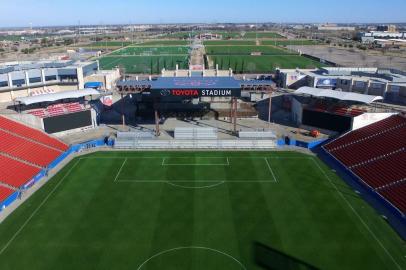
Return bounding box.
[84,82,103,88]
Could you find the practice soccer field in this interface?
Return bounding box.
[90,41,135,47]
[261,40,320,46]
[138,40,190,46]
[204,40,257,46]
[205,45,296,55]
[0,151,404,270]
[99,55,189,74]
[243,32,284,39]
[111,46,190,56]
[209,55,323,72]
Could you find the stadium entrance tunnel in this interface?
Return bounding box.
[137,246,246,270]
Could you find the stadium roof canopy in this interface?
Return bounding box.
[117,77,274,90]
[294,87,383,104]
[15,89,101,105]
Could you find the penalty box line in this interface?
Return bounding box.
[115,180,278,183]
[161,157,230,166]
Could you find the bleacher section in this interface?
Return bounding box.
[0,116,69,151]
[174,128,218,140]
[0,130,63,167]
[115,139,276,149]
[323,115,406,214]
[380,184,406,214]
[117,131,155,140]
[0,116,69,193]
[239,130,276,139]
[308,101,366,117]
[28,102,85,119]
[0,185,14,204]
[0,155,41,188]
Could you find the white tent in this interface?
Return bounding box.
[15,89,101,105]
[294,87,383,104]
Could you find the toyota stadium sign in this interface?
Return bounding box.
[155,88,241,97]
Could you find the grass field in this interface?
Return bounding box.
[203,40,257,46]
[0,151,404,270]
[138,40,190,46]
[243,32,284,39]
[209,55,323,72]
[90,41,135,47]
[99,55,189,73]
[111,46,190,56]
[205,45,296,55]
[261,40,321,46]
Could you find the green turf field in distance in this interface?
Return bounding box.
[98,55,189,73]
[211,31,243,39]
[137,40,190,46]
[160,32,194,39]
[205,45,296,55]
[243,32,285,39]
[111,46,190,56]
[203,40,257,46]
[0,151,404,270]
[262,39,321,46]
[90,41,135,47]
[0,35,26,41]
[209,55,323,72]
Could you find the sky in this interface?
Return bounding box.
[0,0,405,27]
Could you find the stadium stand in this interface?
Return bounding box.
[379,184,406,214]
[323,114,406,214]
[0,115,69,191]
[0,116,69,151]
[0,155,41,188]
[117,131,155,140]
[114,139,276,149]
[307,101,366,117]
[174,128,218,140]
[238,130,276,139]
[0,130,63,167]
[0,185,15,203]
[28,102,85,118]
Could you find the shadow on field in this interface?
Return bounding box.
[253,242,319,270]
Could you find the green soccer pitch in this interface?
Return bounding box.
[0,151,404,270]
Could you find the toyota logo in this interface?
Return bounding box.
[160,89,171,96]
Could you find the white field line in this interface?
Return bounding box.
[137,246,246,270]
[161,157,229,166]
[0,160,81,256]
[311,158,402,270]
[116,180,276,183]
[114,158,127,182]
[264,158,278,183]
[80,156,312,160]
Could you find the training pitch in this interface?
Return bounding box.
[99,55,189,74]
[0,151,404,270]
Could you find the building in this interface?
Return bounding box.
[317,24,356,31]
[0,60,119,103]
[377,25,397,32]
[277,67,406,104]
[358,31,406,41]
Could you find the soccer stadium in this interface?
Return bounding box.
[0,14,406,270]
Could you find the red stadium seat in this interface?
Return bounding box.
[0,155,41,188]
[0,185,15,203]
[0,116,68,151]
[323,115,406,214]
[0,130,64,167]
